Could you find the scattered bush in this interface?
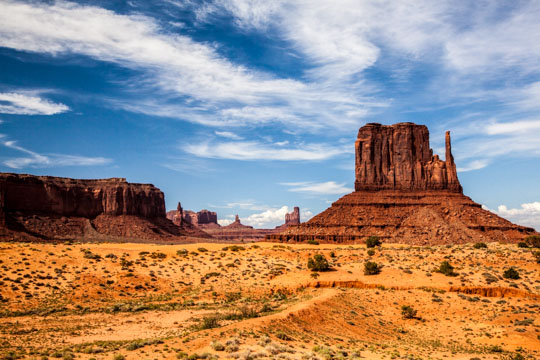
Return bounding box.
[307,239,319,245]
[365,236,381,248]
[473,242,487,249]
[517,242,529,248]
[503,267,520,280]
[401,305,417,319]
[364,261,382,275]
[222,245,244,251]
[435,261,457,277]
[113,355,125,360]
[149,252,167,259]
[211,341,225,351]
[176,249,188,256]
[367,249,375,256]
[525,235,540,248]
[199,315,221,329]
[307,254,330,272]
[197,247,208,253]
[533,251,540,264]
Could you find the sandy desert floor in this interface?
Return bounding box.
[0,241,538,360]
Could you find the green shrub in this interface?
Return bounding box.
[307,239,319,245]
[473,242,487,249]
[307,254,330,272]
[199,315,220,329]
[113,355,125,360]
[503,267,520,280]
[365,236,381,248]
[517,242,529,248]
[533,251,540,264]
[364,261,382,275]
[197,247,208,253]
[525,235,540,248]
[401,305,417,319]
[435,261,457,277]
[176,249,188,256]
[367,249,375,256]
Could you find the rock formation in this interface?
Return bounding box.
[285,207,300,225]
[0,173,210,242]
[269,122,537,245]
[355,123,461,192]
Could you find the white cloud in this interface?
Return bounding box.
[0,0,377,132]
[243,205,290,228]
[485,119,540,135]
[281,181,353,195]
[215,131,243,140]
[217,218,233,226]
[1,136,111,169]
[493,202,540,231]
[183,140,346,161]
[0,92,69,115]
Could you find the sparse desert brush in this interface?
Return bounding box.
[176,249,188,256]
[364,261,382,275]
[199,314,221,330]
[533,251,540,263]
[525,234,540,248]
[222,245,245,251]
[365,236,381,248]
[211,340,225,351]
[434,261,457,277]
[503,267,520,279]
[473,242,487,249]
[367,249,375,256]
[401,305,417,319]
[307,239,319,245]
[307,254,330,272]
[197,247,208,253]
[517,242,529,248]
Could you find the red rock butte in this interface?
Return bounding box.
[268,122,537,245]
[0,173,209,242]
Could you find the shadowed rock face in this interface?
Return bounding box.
[355,123,462,192]
[0,173,210,242]
[0,173,165,218]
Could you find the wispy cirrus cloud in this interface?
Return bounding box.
[1,134,111,169]
[0,0,378,132]
[182,140,346,161]
[0,92,69,115]
[281,181,353,195]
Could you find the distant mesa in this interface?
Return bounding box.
[167,206,219,229]
[269,122,538,245]
[0,173,210,242]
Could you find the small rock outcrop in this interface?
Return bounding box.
[269,122,537,245]
[285,207,300,225]
[0,173,210,242]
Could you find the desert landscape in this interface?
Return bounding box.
[1,123,539,360]
[1,2,540,360]
[0,241,538,359]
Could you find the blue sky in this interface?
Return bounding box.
[1,0,540,229]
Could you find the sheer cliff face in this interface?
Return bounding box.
[355,123,462,193]
[0,173,166,219]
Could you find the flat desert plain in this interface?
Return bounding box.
[0,241,538,360]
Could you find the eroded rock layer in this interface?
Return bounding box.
[355,123,461,192]
[0,173,210,242]
[268,191,535,245]
[269,123,537,244]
